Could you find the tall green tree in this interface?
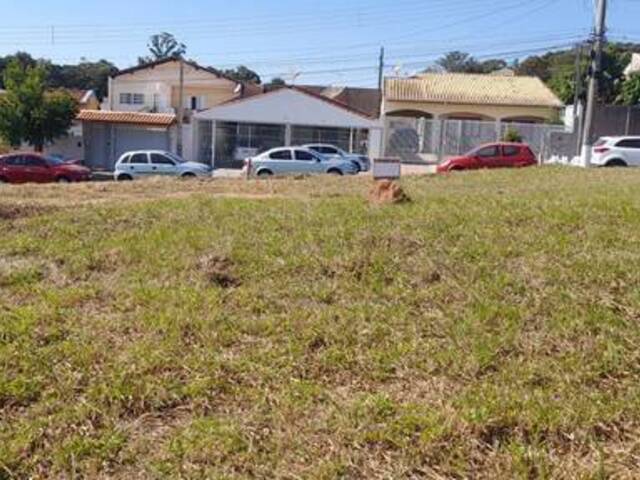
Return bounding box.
[222,65,261,84]
[621,73,640,106]
[138,32,186,65]
[0,60,78,151]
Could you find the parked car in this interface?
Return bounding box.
[590,136,640,167]
[244,147,358,177]
[114,151,211,181]
[0,153,91,184]
[436,142,537,173]
[303,144,370,172]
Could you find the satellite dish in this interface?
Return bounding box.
[233,83,243,95]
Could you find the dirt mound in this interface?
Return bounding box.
[368,180,411,205]
[198,254,239,288]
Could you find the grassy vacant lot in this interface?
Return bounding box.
[2,168,640,479]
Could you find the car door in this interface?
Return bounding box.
[475,145,501,168]
[128,152,151,177]
[501,144,521,167]
[266,149,293,174]
[293,149,324,174]
[24,155,55,183]
[615,139,640,166]
[149,153,178,176]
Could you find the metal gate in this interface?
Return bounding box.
[384,117,566,163]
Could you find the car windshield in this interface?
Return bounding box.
[165,152,186,163]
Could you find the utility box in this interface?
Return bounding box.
[372,158,401,180]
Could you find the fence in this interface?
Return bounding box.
[384,117,566,163]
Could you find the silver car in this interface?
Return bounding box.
[245,147,358,177]
[304,144,370,172]
[114,150,211,181]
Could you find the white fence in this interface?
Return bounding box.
[384,117,566,163]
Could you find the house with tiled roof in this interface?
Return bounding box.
[383,72,563,123]
[79,57,260,170]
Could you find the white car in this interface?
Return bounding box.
[591,137,640,167]
[245,147,358,177]
[304,144,370,172]
[114,151,211,181]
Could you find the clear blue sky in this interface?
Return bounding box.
[1,0,639,87]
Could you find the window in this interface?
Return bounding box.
[150,153,175,165]
[120,93,145,105]
[616,139,640,149]
[120,155,131,164]
[5,156,24,166]
[295,150,316,161]
[477,146,499,158]
[317,146,339,155]
[269,150,292,160]
[129,153,148,164]
[25,156,46,167]
[503,145,520,157]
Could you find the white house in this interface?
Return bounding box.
[193,86,383,168]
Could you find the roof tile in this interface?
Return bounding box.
[385,73,563,108]
[77,110,176,126]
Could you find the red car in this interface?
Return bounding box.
[0,153,91,184]
[436,143,537,173]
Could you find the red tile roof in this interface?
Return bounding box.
[77,110,176,126]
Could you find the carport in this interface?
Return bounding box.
[193,87,383,169]
[78,110,176,170]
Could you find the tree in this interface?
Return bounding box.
[222,65,261,84]
[621,73,640,105]
[138,32,186,64]
[0,60,78,151]
[435,51,479,73]
[503,126,523,143]
[269,77,286,86]
[46,60,118,99]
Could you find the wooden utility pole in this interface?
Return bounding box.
[581,0,607,167]
[176,56,185,157]
[377,46,385,91]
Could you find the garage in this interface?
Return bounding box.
[194,87,383,168]
[78,110,175,170]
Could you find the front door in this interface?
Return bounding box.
[475,145,501,168]
[293,149,324,174]
[149,153,178,176]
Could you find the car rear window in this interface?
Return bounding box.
[594,138,609,147]
[615,139,640,149]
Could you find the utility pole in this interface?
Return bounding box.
[377,46,385,92]
[176,56,185,157]
[581,0,607,167]
[573,43,585,155]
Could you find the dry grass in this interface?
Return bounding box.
[2,168,640,478]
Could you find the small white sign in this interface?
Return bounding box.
[235,147,258,161]
[373,158,401,179]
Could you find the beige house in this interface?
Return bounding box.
[105,58,260,116]
[383,72,563,123]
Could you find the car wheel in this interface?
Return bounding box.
[0,177,8,186]
[56,176,71,184]
[181,172,197,179]
[449,166,464,172]
[351,161,362,173]
[327,169,343,176]
[116,174,133,182]
[605,159,627,167]
[257,169,273,178]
